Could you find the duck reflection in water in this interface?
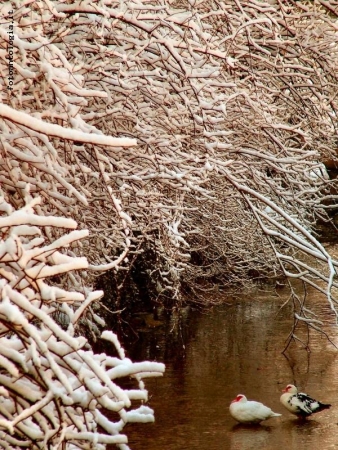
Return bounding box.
[230,423,272,450]
[281,418,320,435]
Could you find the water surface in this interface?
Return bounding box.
[111,285,338,450]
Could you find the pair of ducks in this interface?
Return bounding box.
[230,384,331,424]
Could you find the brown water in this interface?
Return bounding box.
[111,285,338,450]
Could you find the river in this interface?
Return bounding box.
[110,280,338,450]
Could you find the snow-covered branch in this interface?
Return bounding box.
[0,195,164,449]
[0,104,137,148]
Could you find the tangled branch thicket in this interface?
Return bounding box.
[0,0,338,447]
[0,193,164,449]
[1,0,337,302]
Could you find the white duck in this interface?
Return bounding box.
[229,394,282,424]
[280,384,331,417]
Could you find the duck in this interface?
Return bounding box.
[229,394,282,424]
[280,384,331,417]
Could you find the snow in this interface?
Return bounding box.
[124,389,148,401]
[306,163,329,180]
[0,210,78,229]
[101,330,126,359]
[0,104,137,147]
[64,431,128,445]
[107,361,166,380]
[122,406,155,423]
[0,354,19,378]
[25,258,88,279]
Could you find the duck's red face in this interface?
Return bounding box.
[282,384,293,393]
[231,394,244,403]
